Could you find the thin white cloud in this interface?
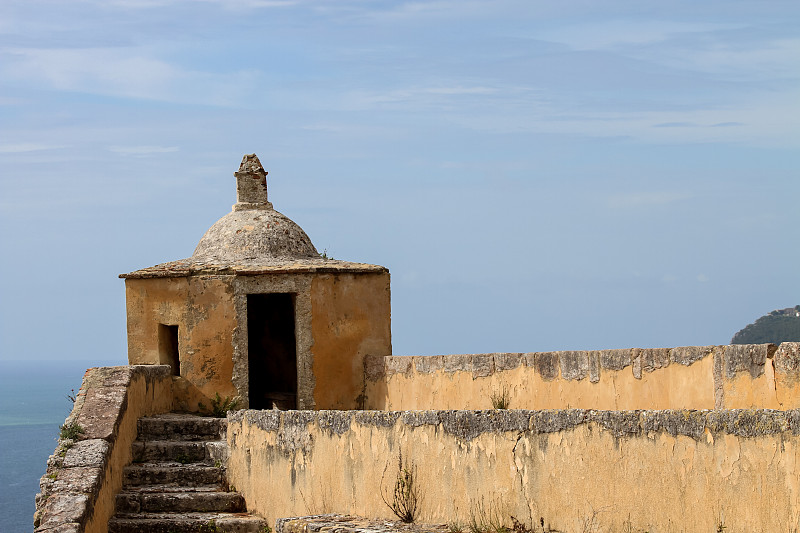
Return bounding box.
[654,37,800,79]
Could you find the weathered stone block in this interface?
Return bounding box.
[34,522,81,533]
[439,410,529,440]
[534,352,559,381]
[640,347,671,373]
[559,351,589,381]
[52,466,104,495]
[671,345,714,366]
[723,344,775,379]
[494,352,523,371]
[632,349,642,379]
[591,410,642,438]
[414,355,444,373]
[38,493,89,530]
[472,354,495,378]
[443,354,471,373]
[62,439,110,469]
[641,410,706,439]
[318,410,353,435]
[600,349,633,371]
[242,409,280,432]
[401,410,439,427]
[530,409,587,433]
[522,352,536,368]
[774,342,800,375]
[384,357,413,376]
[588,352,600,383]
[275,411,315,453]
[76,386,128,440]
[276,514,449,533]
[705,409,792,437]
[354,411,400,427]
[97,366,135,388]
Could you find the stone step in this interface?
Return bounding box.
[121,484,224,494]
[131,440,227,464]
[109,413,264,533]
[108,512,269,533]
[124,464,226,486]
[138,414,227,441]
[116,490,246,513]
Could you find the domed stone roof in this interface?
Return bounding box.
[191,154,319,263]
[121,154,387,279]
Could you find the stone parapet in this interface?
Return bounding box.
[364,343,799,411]
[231,408,800,441]
[228,408,800,532]
[34,365,173,533]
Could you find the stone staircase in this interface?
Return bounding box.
[108,413,268,533]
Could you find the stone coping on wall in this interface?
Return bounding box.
[34,365,172,533]
[230,407,800,443]
[120,257,388,279]
[276,514,449,533]
[366,342,800,382]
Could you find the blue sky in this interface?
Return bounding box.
[1,0,798,363]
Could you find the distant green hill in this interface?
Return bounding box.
[731,306,800,345]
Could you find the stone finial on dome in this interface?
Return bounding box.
[234,153,273,211]
[190,154,319,262]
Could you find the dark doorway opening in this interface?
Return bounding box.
[247,293,298,409]
[158,324,180,376]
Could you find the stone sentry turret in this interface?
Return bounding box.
[120,154,392,412]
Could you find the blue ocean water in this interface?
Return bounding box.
[0,360,94,533]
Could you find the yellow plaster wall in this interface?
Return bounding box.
[125,276,238,411]
[772,342,800,409]
[366,344,800,411]
[227,410,800,532]
[310,272,392,409]
[367,356,716,411]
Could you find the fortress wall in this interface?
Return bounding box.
[364,343,800,411]
[34,365,173,533]
[227,408,800,532]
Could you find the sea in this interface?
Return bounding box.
[0,359,98,533]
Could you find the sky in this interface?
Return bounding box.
[0,0,798,364]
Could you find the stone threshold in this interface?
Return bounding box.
[277,514,450,533]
